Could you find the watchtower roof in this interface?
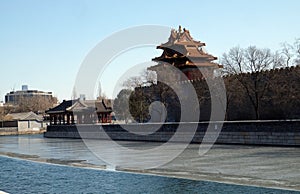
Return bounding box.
[151,26,220,68]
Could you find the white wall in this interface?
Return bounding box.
[17,120,46,132]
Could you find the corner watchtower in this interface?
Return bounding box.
[148,26,222,81]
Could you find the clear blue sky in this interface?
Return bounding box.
[0,0,299,101]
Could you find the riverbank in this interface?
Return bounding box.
[0,129,45,136]
[0,135,299,191]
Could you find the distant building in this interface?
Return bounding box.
[79,94,86,101]
[6,111,43,121]
[2,111,46,132]
[5,85,53,105]
[22,85,28,91]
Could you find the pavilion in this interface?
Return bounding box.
[46,99,112,125]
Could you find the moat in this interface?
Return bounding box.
[0,134,299,193]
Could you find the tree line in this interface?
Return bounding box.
[0,96,57,121]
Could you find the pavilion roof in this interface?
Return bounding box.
[46,100,74,114]
[46,99,112,115]
[67,100,112,113]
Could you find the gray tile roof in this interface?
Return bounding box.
[7,111,43,121]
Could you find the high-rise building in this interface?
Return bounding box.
[5,85,53,105]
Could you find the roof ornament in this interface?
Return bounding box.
[176,25,182,40]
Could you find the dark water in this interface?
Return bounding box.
[0,156,298,194]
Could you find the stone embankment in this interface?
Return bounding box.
[0,128,45,136]
[44,120,300,146]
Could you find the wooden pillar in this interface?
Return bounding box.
[91,113,94,123]
[103,114,107,123]
[82,114,85,124]
[49,115,53,125]
[77,114,81,124]
[80,114,83,124]
[87,113,90,124]
[91,113,95,123]
[97,113,101,123]
[71,114,75,124]
[54,115,57,125]
[58,114,62,125]
[109,114,111,123]
[62,114,66,125]
[66,114,70,125]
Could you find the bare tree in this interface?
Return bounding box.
[142,70,157,85]
[123,76,143,90]
[0,105,16,121]
[221,46,283,119]
[280,42,294,67]
[0,107,4,121]
[294,38,300,64]
[123,70,156,90]
[16,96,57,114]
[245,46,273,72]
[272,51,285,68]
[221,46,245,75]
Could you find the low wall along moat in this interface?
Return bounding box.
[44,120,300,146]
